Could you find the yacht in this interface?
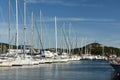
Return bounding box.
[12,54,39,66]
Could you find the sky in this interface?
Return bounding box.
[0,0,120,49]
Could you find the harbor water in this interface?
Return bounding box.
[0,60,115,80]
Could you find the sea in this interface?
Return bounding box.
[0,60,118,80]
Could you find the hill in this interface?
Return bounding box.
[74,42,120,56]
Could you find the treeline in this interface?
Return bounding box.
[1,42,120,56]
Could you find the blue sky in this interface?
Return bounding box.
[0,0,120,49]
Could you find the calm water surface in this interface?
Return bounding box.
[0,60,114,80]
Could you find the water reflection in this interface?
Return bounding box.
[0,60,114,80]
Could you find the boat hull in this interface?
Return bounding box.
[110,63,120,72]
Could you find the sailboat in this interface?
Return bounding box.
[11,0,39,66]
[0,0,14,67]
[53,17,68,63]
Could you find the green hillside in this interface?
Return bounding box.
[74,43,120,56]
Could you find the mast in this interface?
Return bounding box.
[49,37,50,50]
[60,26,62,53]
[102,44,104,56]
[16,0,18,51]
[40,10,42,48]
[75,36,77,49]
[23,0,26,54]
[31,12,34,54]
[68,23,71,55]
[66,35,69,54]
[80,39,83,55]
[8,0,11,50]
[84,38,86,54]
[62,24,69,52]
[55,16,57,53]
[39,10,43,50]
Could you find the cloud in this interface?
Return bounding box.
[26,0,60,4]
[40,17,116,22]
[57,18,115,22]
[26,0,81,7]
[26,0,104,7]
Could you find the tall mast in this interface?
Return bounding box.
[60,26,62,52]
[39,10,43,50]
[55,16,57,53]
[40,10,42,48]
[31,12,34,53]
[16,0,18,50]
[68,23,71,55]
[23,0,26,54]
[8,0,10,50]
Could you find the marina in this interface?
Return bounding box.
[0,0,120,80]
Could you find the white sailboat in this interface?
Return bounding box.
[0,0,13,67]
[12,0,39,66]
[53,17,68,63]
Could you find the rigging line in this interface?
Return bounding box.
[35,22,43,50]
[61,24,69,50]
